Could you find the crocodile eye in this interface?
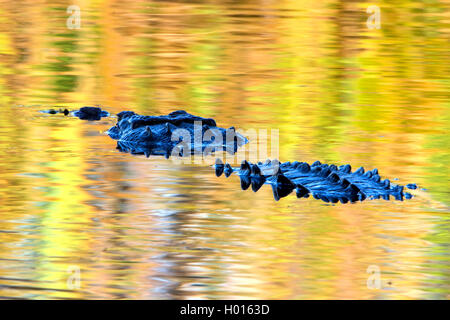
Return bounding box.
[131,120,139,129]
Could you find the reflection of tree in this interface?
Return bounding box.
[424,105,450,203]
[97,159,245,299]
[423,209,450,299]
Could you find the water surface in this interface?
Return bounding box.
[0,0,449,299]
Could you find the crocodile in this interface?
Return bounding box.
[42,106,109,120]
[73,106,109,120]
[42,107,417,203]
[107,110,248,158]
[214,159,416,203]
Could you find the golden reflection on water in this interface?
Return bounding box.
[0,0,449,299]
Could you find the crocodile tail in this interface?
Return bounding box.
[240,175,251,190]
[224,163,233,177]
[215,158,224,177]
[270,172,295,201]
[295,184,310,198]
[251,176,266,192]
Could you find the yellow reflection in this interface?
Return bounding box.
[0,0,448,299]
